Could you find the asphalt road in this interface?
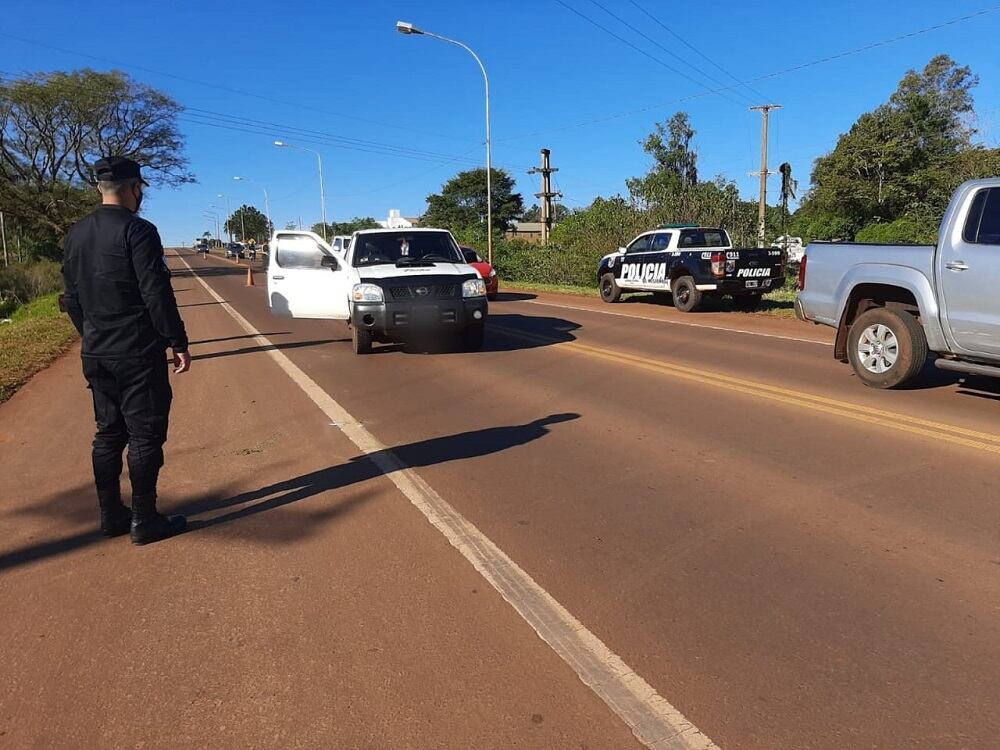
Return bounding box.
[2,249,998,749]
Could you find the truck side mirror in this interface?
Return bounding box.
[321,254,339,270]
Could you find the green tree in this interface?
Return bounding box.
[797,55,998,241]
[627,111,699,205]
[311,216,382,237]
[0,69,193,253]
[521,203,572,223]
[225,205,272,242]
[423,168,524,233]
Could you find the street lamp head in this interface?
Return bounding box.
[396,21,423,35]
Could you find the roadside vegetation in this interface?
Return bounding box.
[0,292,78,403]
[424,54,997,314]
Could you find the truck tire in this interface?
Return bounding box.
[672,276,702,313]
[847,307,927,389]
[352,325,373,355]
[600,273,622,303]
[462,324,484,352]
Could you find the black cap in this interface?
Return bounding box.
[93,156,149,186]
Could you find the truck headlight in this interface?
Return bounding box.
[352,283,384,302]
[462,279,487,298]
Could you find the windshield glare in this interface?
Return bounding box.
[351,231,463,267]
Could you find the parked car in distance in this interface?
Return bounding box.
[225,242,246,259]
[796,178,1000,388]
[773,235,805,265]
[460,246,499,300]
[332,235,352,256]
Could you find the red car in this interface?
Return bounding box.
[461,246,499,300]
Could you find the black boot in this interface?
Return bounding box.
[98,486,132,537]
[130,493,187,546]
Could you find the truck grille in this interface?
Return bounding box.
[388,284,458,299]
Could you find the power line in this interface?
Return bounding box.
[0,31,465,143]
[627,0,769,101]
[551,0,748,107]
[504,4,1000,142]
[0,69,527,171]
[330,145,485,198]
[585,0,755,105]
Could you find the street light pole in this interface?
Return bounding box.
[202,210,221,247]
[397,21,493,264]
[217,194,234,242]
[274,141,328,241]
[233,176,272,240]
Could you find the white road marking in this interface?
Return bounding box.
[178,252,720,749]
[523,298,829,346]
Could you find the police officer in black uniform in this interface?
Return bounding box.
[62,156,190,545]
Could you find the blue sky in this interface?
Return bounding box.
[3,0,1000,246]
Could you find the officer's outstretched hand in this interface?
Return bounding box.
[173,350,191,374]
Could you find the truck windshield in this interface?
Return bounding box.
[352,231,463,267]
[679,229,730,248]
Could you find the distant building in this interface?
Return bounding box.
[378,209,423,229]
[506,221,545,244]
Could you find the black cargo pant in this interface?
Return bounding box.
[82,353,172,497]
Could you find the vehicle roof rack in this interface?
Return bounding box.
[658,223,698,229]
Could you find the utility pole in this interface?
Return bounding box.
[749,104,781,247]
[527,148,561,244]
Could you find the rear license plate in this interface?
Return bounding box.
[744,280,759,289]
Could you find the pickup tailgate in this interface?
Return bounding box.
[722,247,785,290]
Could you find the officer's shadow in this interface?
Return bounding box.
[178,413,580,536]
[1,414,579,570]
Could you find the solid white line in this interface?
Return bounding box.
[177,252,720,750]
[523,298,829,346]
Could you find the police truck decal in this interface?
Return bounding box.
[620,262,668,284]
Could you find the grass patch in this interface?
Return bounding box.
[0,293,78,403]
[504,278,799,318]
[504,281,600,298]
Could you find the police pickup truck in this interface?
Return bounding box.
[267,227,488,354]
[598,225,785,312]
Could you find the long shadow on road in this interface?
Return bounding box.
[190,338,347,362]
[1,414,580,573]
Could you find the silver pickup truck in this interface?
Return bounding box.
[796,178,1000,388]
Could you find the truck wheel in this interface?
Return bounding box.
[600,273,622,303]
[847,307,927,389]
[671,276,702,313]
[352,326,373,355]
[731,295,763,311]
[462,325,484,351]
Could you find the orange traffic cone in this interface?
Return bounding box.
[246,266,255,287]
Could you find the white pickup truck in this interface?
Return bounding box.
[796,178,1000,388]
